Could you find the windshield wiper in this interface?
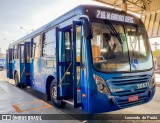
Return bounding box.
[104,20,123,44]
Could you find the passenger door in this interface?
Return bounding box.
[6,49,14,79]
[56,26,73,100]
[56,21,82,108]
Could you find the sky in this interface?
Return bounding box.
[0,0,105,53]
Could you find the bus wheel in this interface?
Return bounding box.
[0,66,3,71]
[50,80,66,108]
[14,72,20,87]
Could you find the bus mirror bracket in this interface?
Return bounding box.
[82,17,92,39]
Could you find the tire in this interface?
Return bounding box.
[14,72,26,88]
[50,80,66,108]
[0,66,3,71]
[14,72,20,87]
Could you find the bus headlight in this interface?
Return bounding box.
[98,83,104,90]
[93,74,110,95]
[150,77,155,87]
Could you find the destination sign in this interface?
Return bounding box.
[96,10,134,23]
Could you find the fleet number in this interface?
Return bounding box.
[137,83,149,89]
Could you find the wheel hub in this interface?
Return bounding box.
[51,86,57,100]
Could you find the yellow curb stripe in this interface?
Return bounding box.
[12,104,23,113]
[12,99,53,113]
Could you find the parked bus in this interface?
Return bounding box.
[0,58,6,71]
[6,5,155,113]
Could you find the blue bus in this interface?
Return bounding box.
[6,5,155,113]
[0,58,6,71]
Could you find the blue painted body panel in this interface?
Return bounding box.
[86,69,155,113]
[6,63,13,79]
[87,86,155,113]
[30,57,56,94]
[80,38,155,113]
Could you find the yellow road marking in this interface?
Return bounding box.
[12,104,22,113]
[12,100,52,113]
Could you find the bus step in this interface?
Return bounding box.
[63,99,74,106]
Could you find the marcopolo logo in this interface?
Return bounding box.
[110,88,124,93]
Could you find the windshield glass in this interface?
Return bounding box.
[91,22,153,72]
[125,26,153,71]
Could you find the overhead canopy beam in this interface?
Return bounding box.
[94,0,152,14]
[94,0,160,38]
[126,0,145,10]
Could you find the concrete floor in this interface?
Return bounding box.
[0,70,160,123]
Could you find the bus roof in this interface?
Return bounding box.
[9,5,141,48]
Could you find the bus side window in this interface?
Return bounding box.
[32,35,41,58]
[42,29,56,57]
[7,50,9,63]
[16,45,19,60]
[13,45,18,59]
[21,45,24,63]
[26,43,31,63]
[31,39,35,58]
[12,49,14,60]
[13,49,16,60]
[8,49,12,63]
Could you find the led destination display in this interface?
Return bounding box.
[96,10,134,23]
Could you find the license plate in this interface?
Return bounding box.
[128,95,139,102]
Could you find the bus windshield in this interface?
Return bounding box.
[91,22,153,72]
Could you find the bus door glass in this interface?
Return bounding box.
[25,42,31,64]
[73,21,82,108]
[56,26,73,100]
[20,44,26,83]
[25,42,31,86]
[6,50,9,77]
[6,49,13,78]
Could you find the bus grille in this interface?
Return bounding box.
[117,96,147,108]
[109,75,151,86]
[107,75,151,96]
[115,88,147,96]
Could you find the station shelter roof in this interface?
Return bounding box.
[94,0,160,38]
